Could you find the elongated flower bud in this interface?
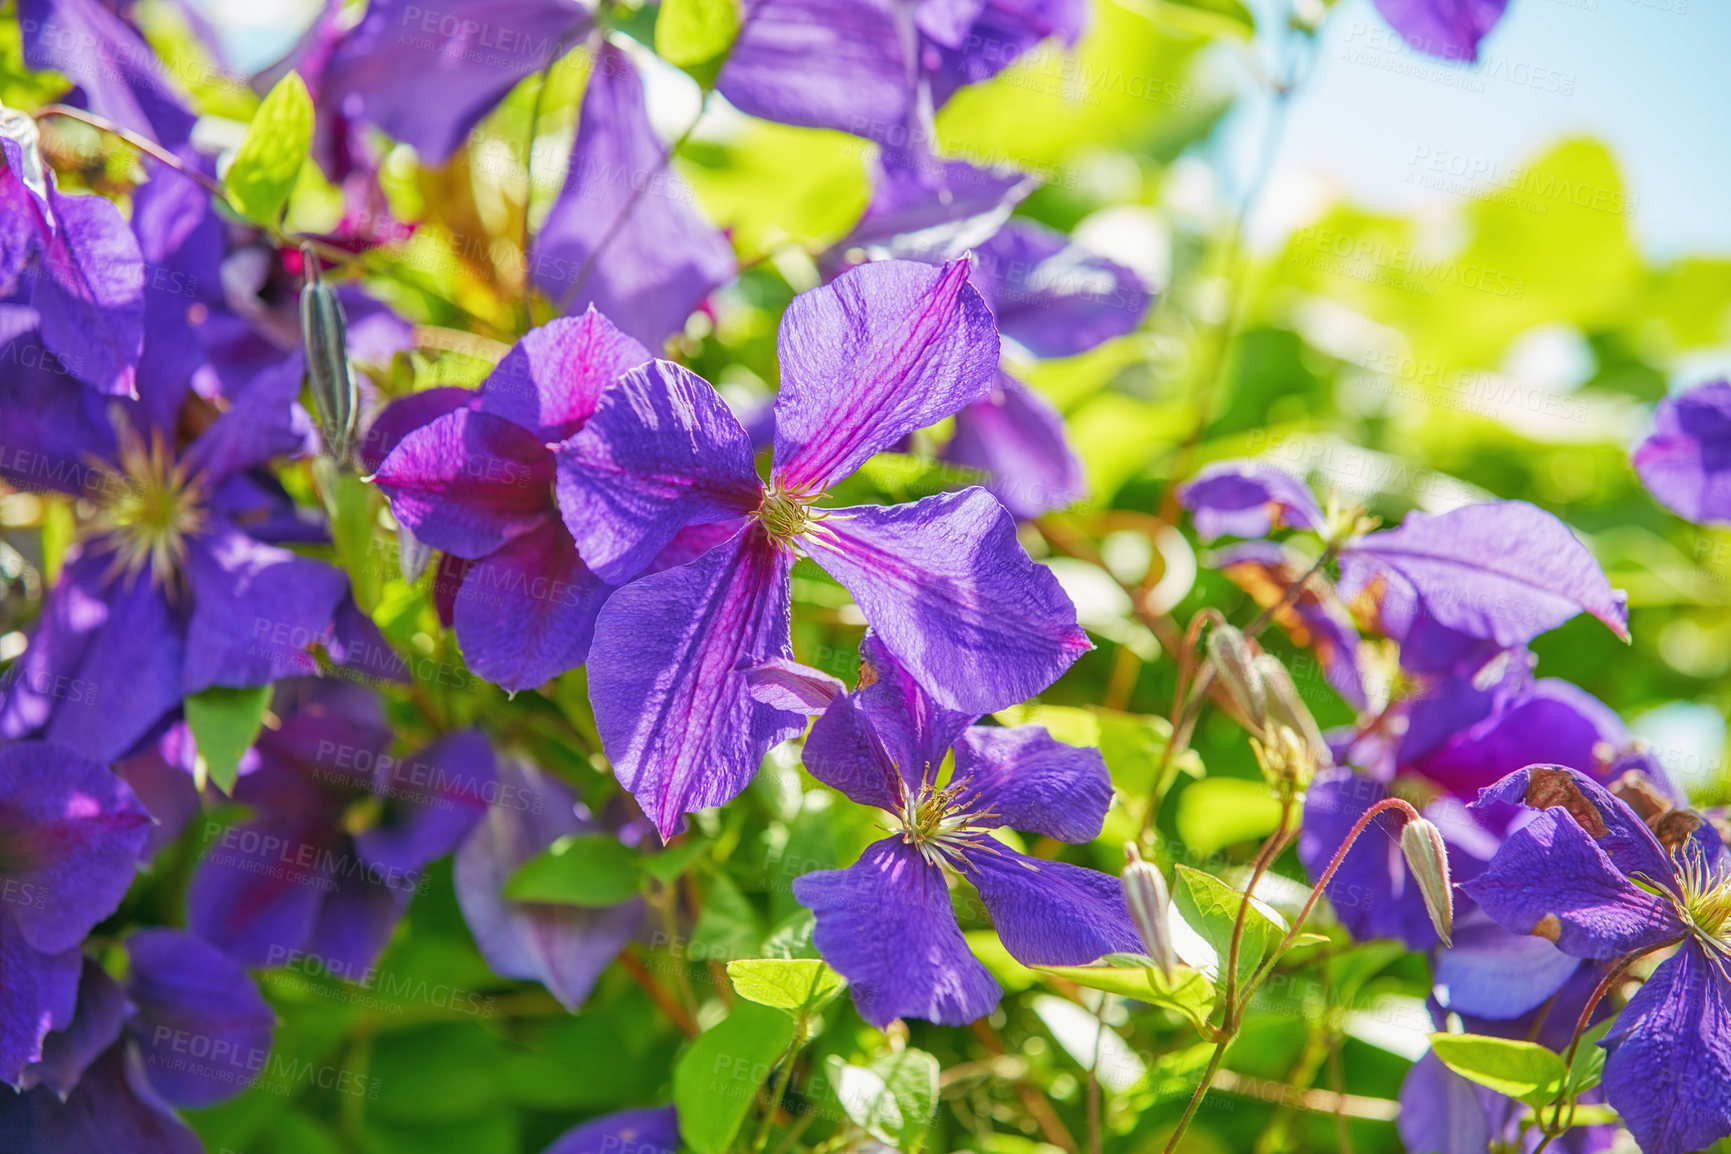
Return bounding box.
[299,244,357,465]
[1399,817,1454,947]
[1253,652,1328,770]
[1206,624,1265,730]
[1121,844,1176,978]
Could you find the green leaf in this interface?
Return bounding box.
[502,833,643,906]
[1429,1033,1568,1107]
[675,1003,797,1154]
[1171,864,1286,986]
[1175,777,1283,855]
[225,71,314,225]
[1038,958,1217,1034]
[1152,0,1255,40]
[1563,1021,1611,1096]
[726,958,845,1017]
[829,1048,939,1153]
[691,872,762,961]
[185,684,272,794]
[655,0,739,67]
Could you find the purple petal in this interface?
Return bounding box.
[0,917,79,1089]
[0,336,116,496]
[1397,1051,1492,1154]
[355,729,497,875]
[22,958,126,1099]
[184,820,336,968]
[302,863,408,975]
[836,153,1035,266]
[1414,679,1624,797]
[453,760,643,1011]
[922,0,1087,106]
[1461,809,1681,961]
[1341,501,1629,647]
[1396,650,1531,766]
[1631,379,1731,526]
[742,657,847,715]
[944,372,1086,520]
[553,359,762,585]
[531,43,734,349]
[808,489,1091,712]
[1471,765,1677,884]
[321,0,592,162]
[358,386,477,475]
[477,308,651,441]
[1432,913,1583,1020]
[545,1106,681,1154]
[0,552,183,764]
[1371,0,1509,63]
[181,524,347,692]
[972,221,1150,359]
[181,357,316,484]
[969,849,1141,966]
[125,929,273,1108]
[794,838,999,1027]
[32,186,145,397]
[12,1045,202,1154]
[804,631,977,810]
[0,743,149,954]
[1600,943,1731,1154]
[371,408,558,559]
[951,726,1111,843]
[772,258,998,492]
[18,0,196,144]
[1177,459,1326,541]
[587,525,803,839]
[717,0,912,137]
[451,519,613,692]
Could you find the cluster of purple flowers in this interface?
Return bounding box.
[25,0,1731,1151]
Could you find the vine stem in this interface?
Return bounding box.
[1220,797,1295,1027]
[34,104,229,201]
[750,1026,805,1154]
[1242,541,1342,642]
[1161,796,1422,1154]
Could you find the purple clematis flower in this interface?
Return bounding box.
[542,1104,680,1154]
[1371,0,1510,63]
[1,114,146,397]
[0,350,348,763]
[1464,765,1731,1154]
[186,680,496,972]
[718,0,1086,140]
[791,633,1138,1027]
[530,40,736,350]
[943,371,1085,520]
[555,258,1090,837]
[0,742,150,1088]
[2,930,273,1153]
[454,759,644,1012]
[370,309,648,692]
[1631,379,1731,526]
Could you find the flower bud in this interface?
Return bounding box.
[1120,844,1176,978]
[1206,624,1265,730]
[299,245,357,465]
[1399,817,1454,947]
[1253,652,1328,770]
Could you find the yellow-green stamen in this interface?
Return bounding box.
[87,428,207,589]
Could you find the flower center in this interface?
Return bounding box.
[1674,847,1731,955]
[887,782,998,870]
[753,476,845,552]
[89,428,207,587]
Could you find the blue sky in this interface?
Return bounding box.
[1226,0,1731,259]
